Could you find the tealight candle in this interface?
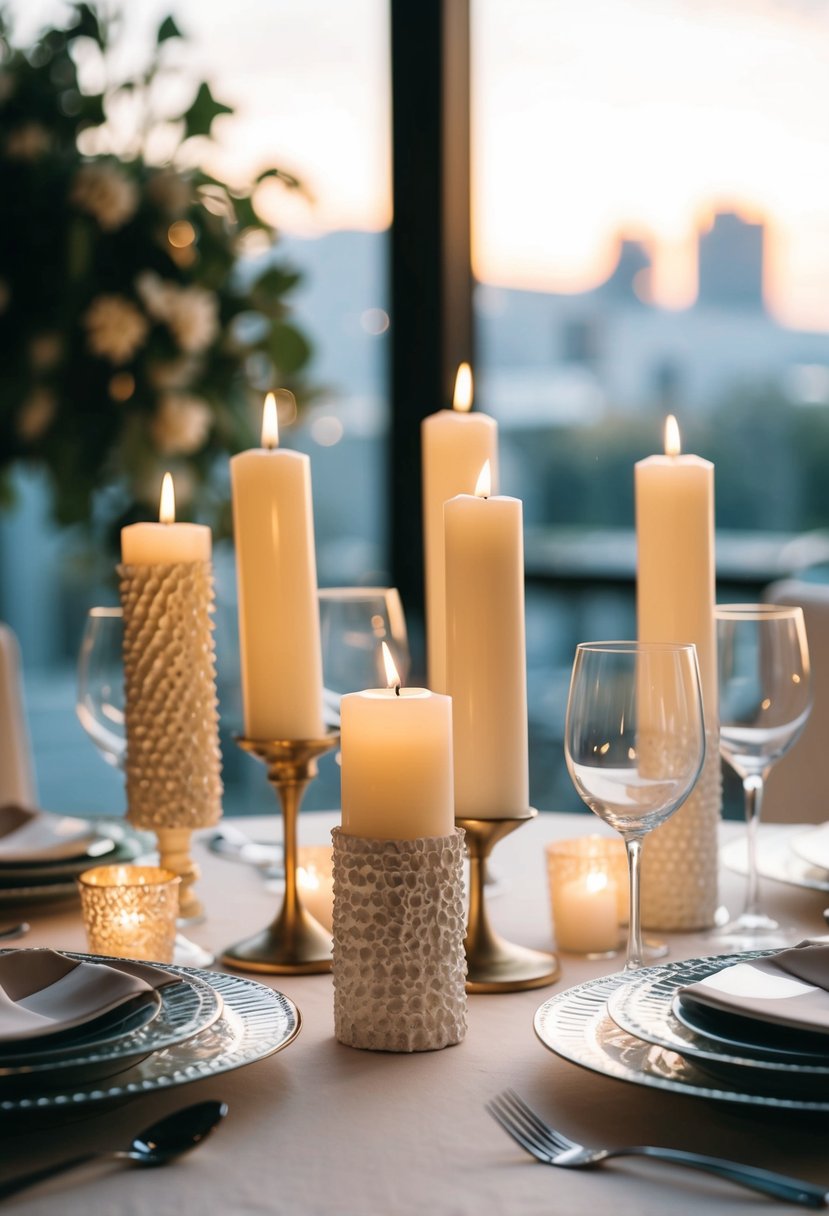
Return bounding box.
[545,837,625,956]
[77,865,180,962]
[296,845,334,931]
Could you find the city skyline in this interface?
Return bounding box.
[10,0,829,332]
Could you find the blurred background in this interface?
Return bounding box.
[2,0,829,816]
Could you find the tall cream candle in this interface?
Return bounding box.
[341,645,454,840]
[230,394,324,741]
[421,364,499,692]
[635,415,716,715]
[444,462,530,818]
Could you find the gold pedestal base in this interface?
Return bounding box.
[456,808,560,994]
[221,734,339,975]
[156,826,203,922]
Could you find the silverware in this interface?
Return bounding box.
[487,1090,828,1207]
[0,1099,228,1199]
[207,825,282,877]
[0,922,29,941]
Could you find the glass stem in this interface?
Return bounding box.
[742,772,765,918]
[624,834,646,970]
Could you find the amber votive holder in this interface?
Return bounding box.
[78,864,180,963]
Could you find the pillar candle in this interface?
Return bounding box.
[341,646,454,839]
[635,415,717,717]
[230,394,324,740]
[121,473,211,564]
[444,463,529,818]
[421,364,499,692]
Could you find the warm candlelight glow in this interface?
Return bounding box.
[381,640,401,691]
[474,460,492,498]
[664,414,681,457]
[262,392,280,449]
[159,472,175,524]
[452,362,473,412]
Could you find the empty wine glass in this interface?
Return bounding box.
[319,588,410,718]
[76,607,125,769]
[714,604,811,950]
[565,641,705,971]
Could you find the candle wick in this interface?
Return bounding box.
[394,682,401,697]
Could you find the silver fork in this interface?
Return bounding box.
[487,1090,829,1208]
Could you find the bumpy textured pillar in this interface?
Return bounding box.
[119,561,222,916]
[332,827,467,1052]
[641,729,720,931]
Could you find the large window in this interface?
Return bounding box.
[1,0,391,812]
[472,0,829,809]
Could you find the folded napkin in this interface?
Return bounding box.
[0,805,114,865]
[679,942,829,1036]
[0,949,175,1045]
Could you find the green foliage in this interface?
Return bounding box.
[0,2,311,543]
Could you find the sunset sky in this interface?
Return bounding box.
[12,0,829,331]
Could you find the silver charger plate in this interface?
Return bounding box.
[0,962,300,1112]
[0,954,223,1089]
[721,827,829,893]
[605,952,829,1087]
[534,956,829,1111]
[0,828,149,905]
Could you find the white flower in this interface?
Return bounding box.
[84,295,148,364]
[165,286,219,354]
[71,163,139,232]
[135,274,219,354]
[17,388,56,441]
[6,122,50,160]
[151,393,212,455]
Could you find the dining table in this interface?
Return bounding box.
[2,810,828,1216]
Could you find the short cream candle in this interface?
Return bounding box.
[297,845,334,931]
[121,472,211,564]
[341,646,454,840]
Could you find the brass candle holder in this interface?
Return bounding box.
[456,808,559,993]
[221,733,339,974]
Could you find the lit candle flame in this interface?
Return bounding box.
[474,460,491,499]
[159,472,175,524]
[262,392,280,449]
[664,414,681,457]
[452,362,473,412]
[382,641,401,694]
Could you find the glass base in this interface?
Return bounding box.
[173,933,214,968]
[707,910,793,953]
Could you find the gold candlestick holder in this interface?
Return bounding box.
[456,808,559,993]
[221,733,339,974]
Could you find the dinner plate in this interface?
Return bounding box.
[605,953,829,1086]
[0,806,114,865]
[0,954,223,1089]
[0,830,148,904]
[721,828,829,893]
[790,824,829,875]
[0,962,300,1112]
[534,956,829,1111]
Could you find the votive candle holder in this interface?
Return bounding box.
[545,836,627,957]
[78,864,180,963]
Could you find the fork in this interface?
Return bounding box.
[487,1090,829,1207]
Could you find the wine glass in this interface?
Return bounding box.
[76,607,126,769]
[714,604,811,949]
[565,641,705,971]
[76,606,212,966]
[319,588,410,717]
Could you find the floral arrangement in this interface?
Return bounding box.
[0,3,312,543]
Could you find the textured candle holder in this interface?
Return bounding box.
[456,808,560,993]
[332,827,467,1052]
[641,727,721,931]
[221,734,339,974]
[119,560,222,922]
